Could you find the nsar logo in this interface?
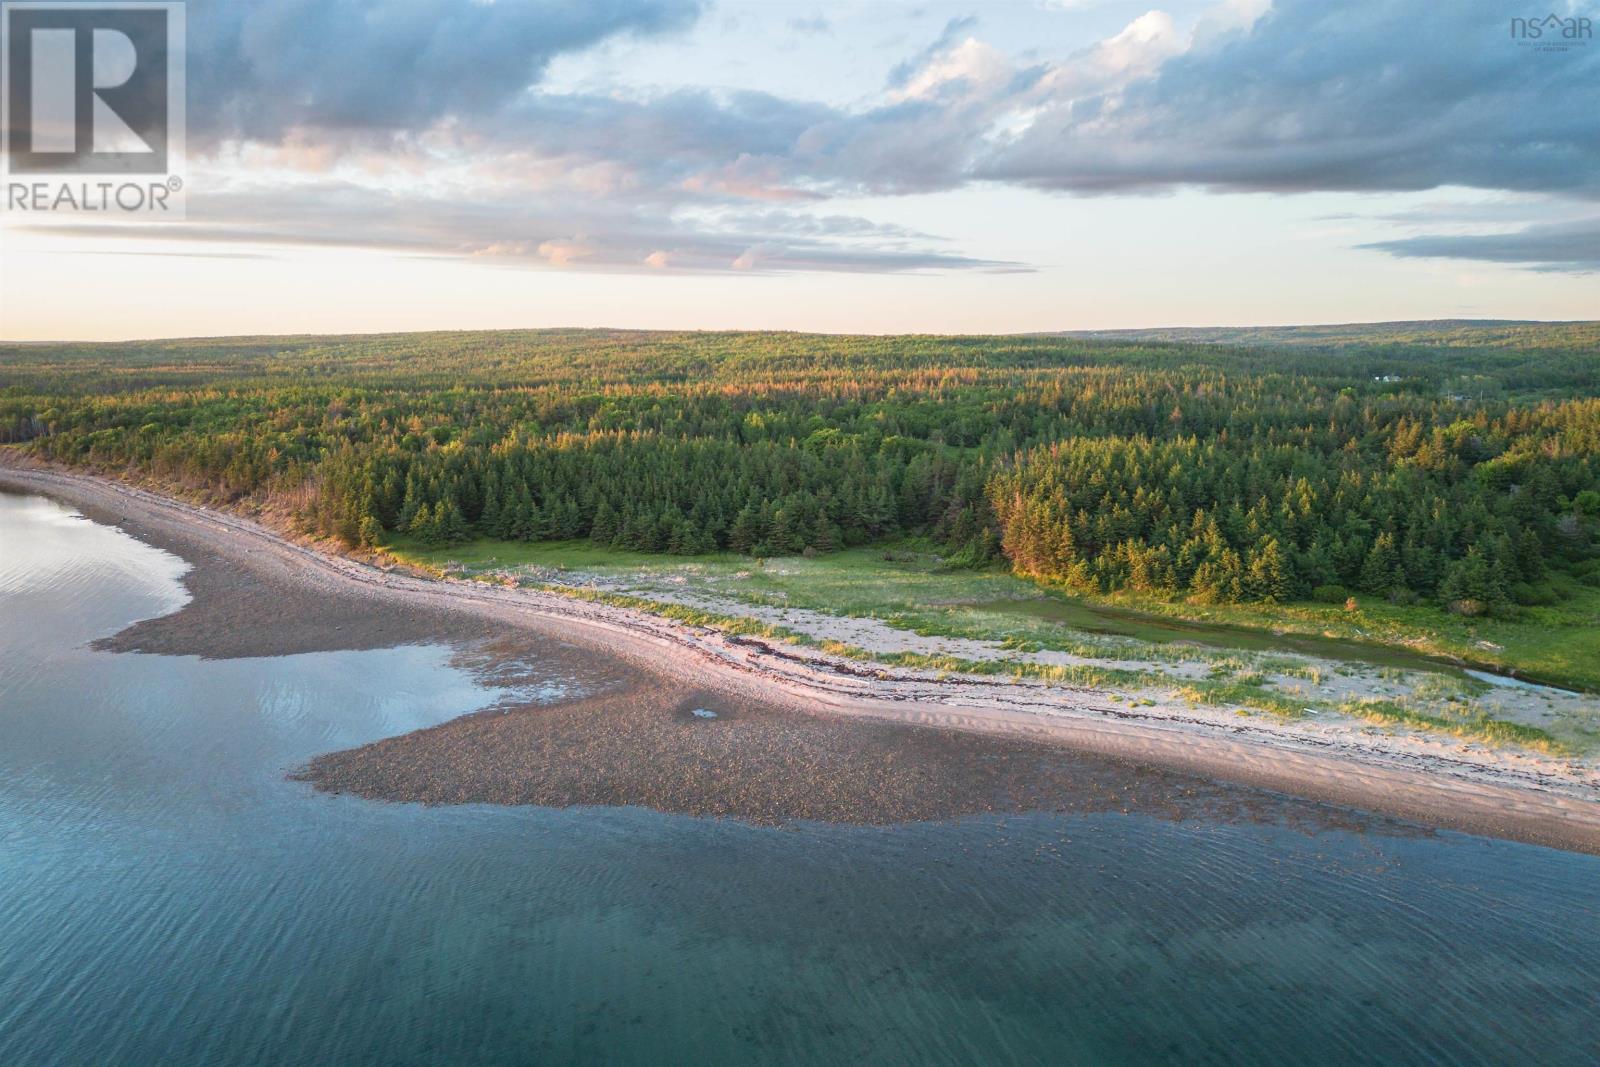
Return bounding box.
[1510,12,1593,50]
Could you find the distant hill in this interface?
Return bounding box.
[1050,320,1600,349]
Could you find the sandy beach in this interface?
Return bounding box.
[5,460,1600,853]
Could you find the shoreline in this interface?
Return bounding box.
[5,460,1600,853]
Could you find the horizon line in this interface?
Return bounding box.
[2,317,1594,347]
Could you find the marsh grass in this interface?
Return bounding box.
[552,586,806,644]
[387,537,1595,755]
[1341,698,1571,755]
[1068,582,1600,693]
[1176,680,1310,719]
[390,532,1598,692]
[541,585,1161,691]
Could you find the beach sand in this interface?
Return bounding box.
[5,461,1599,852]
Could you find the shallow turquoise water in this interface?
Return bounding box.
[2,491,1598,1066]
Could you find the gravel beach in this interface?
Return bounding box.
[6,461,1600,852]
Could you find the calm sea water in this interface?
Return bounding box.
[2,491,1597,1066]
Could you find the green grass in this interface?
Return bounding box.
[386,535,692,572]
[390,536,1157,661]
[390,534,1600,694]
[1069,581,1600,693]
[547,585,806,642]
[869,652,1153,690]
[535,582,1160,692]
[1175,679,1310,719]
[387,535,1598,753]
[544,578,1314,718]
[385,533,1600,692]
[1340,699,1571,756]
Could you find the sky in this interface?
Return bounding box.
[1,0,1596,340]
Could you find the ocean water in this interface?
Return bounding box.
[1,490,1597,1066]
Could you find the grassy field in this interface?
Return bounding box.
[365,533,1600,755]
[383,534,1600,693]
[1076,582,1600,694]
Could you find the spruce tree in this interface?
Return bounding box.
[438,500,469,545]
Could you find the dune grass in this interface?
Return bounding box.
[389,533,1600,692]
[1076,581,1600,693]
[385,539,1597,755]
[1339,699,1571,755]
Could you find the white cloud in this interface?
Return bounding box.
[887,38,1014,103]
[537,238,594,266]
[36,0,1598,279]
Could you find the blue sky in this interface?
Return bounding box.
[2,0,1596,339]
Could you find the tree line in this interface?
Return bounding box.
[3,325,1597,616]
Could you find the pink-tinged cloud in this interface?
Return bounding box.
[537,238,594,266]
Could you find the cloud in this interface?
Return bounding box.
[535,238,595,266]
[975,0,1600,198]
[32,0,1600,279]
[1328,199,1583,227]
[209,0,1595,207]
[786,13,832,35]
[711,0,1598,201]
[27,182,1023,275]
[456,0,1596,205]
[680,153,825,201]
[188,0,703,143]
[462,88,834,199]
[886,37,1015,104]
[885,16,981,93]
[1360,220,1600,273]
